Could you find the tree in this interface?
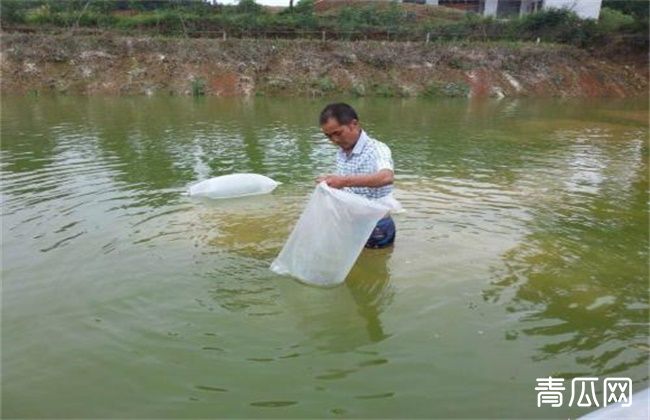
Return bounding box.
[0,0,32,23]
[294,0,314,15]
[602,0,648,22]
[236,0,262,14]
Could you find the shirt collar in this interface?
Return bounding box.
[338,130,368,158]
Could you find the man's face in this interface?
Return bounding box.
[321,118,360,151]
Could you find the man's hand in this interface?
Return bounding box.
[316,174,349,189]
[316,170,394,189]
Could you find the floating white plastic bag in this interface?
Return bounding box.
[188,173,279,199]
[270,182,390,286]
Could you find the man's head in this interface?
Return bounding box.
[319,103,361,151]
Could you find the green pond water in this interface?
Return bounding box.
[1,96,648,418]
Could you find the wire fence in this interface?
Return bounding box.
[2,24,647,45]
[185,29,440,42]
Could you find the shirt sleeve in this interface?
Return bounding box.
[375,143,394,172]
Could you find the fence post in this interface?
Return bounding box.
[426,32,430,44]
[322,30,326,42]
[222,30,226,41]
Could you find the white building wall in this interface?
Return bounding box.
[543,0,602,19]
[520,0,541,15]
[480,0,602,19]
[483,0,499,17]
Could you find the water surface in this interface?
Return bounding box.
[2,96,648,418]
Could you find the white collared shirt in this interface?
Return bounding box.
[336,130,394,199]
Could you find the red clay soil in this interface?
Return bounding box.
[209,72,240,96]
[1,33,646,98]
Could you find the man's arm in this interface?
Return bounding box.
[316,169,394,189]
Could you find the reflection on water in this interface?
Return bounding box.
[1,95,648,418]
[204,246,394,352]
[346,248,395,344]
[483,125,648,382]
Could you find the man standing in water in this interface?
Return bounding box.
[317,103,396,248]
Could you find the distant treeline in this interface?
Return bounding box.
[1,0,647,49]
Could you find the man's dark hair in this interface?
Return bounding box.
[319,103,359,125]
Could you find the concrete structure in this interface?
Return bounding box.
[543,0,602,19]
[482,0,602,19]
[318,0,602,20]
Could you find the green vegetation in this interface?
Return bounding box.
[371,83,395,97]
[598,7,635,33]
[0,0,319,35]
[0,0,646,51]
[603,0,649,25]
[314,77,335,92]
[424,81,470,98]
[350,82,366,97]
[191,77,206,96]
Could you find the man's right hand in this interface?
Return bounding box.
[315,174,349,189]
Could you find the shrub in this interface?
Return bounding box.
[236,0,263,15]
[191,77,205,96]
[316,77,335,92]
[424,81,469,98]
[598,7,635,33]
[1,0,30,24]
